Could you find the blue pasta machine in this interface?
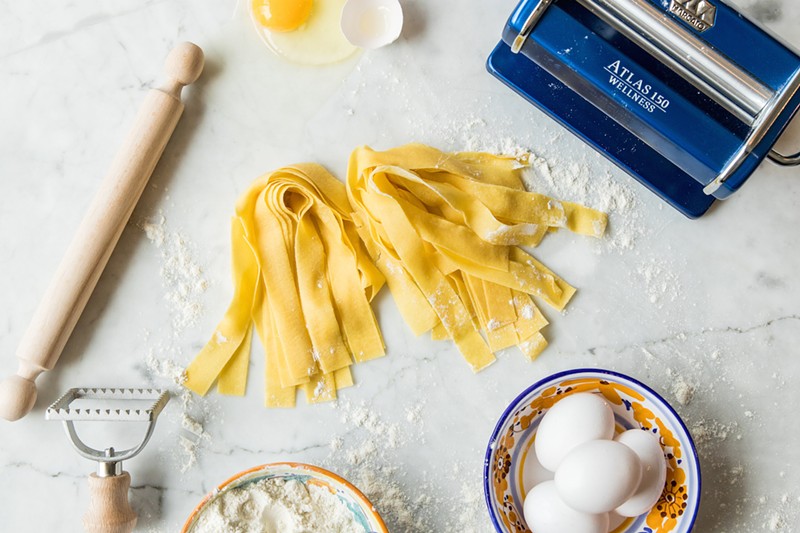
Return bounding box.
[488,0,800,217]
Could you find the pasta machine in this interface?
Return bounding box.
[488,0,800,217]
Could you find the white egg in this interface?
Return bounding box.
[555,440,642,514]
[534,392,616,471]
[523,481,609,533]
[615,429,668,517]
[523,445,554,494]
[340,0,403,49]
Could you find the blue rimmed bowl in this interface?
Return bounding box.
[484,368,701,533]
[183,462,388,533]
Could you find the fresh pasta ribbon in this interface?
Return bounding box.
[184,164,385,406]
[346,144,606,370]
[185,143,607,407]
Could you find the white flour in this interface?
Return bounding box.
[629,328,800,532]
[671,376,695,407]
[138,213,214,475]
[523,155,642,252]
[328,399,433,531]
[324,399,492,533]
[139,214,208,331]
[145,351,212,473]
[431,113,644,253]
[636,257,682,305]
[191,478,367,533]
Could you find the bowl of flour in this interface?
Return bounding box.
[182,462,387,533]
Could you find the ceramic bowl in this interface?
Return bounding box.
[182,462,388,533]
[484,368,701,533]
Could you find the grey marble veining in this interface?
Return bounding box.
[1,0,799,531]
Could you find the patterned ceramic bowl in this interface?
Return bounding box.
[484,369,701,533]
[182,462,388,533]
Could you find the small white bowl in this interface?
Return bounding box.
[340,0,403,50]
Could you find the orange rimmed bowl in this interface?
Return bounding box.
[484,369,701,533]
[182,462,388,533]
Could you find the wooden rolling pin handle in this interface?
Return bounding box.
[0,42,204,422]
[83,472,137,533]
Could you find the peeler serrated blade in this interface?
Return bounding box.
[45,388,170,422]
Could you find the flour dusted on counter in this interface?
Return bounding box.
[437,114,642,252]
[145,352,187,386]
[329,399,434,531]
[139,214,213,473]
[328,399,495,533]
[670,373,695,406]
[179,412,208,473]
[636,256,682,304]
[191,478,367,533]
[145,352,213,473]
[139,214,208,331]
[454,117,531,162]
[525,155,641,252]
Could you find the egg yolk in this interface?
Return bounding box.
[252,0,313,33]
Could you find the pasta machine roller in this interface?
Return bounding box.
[488,0,800,217]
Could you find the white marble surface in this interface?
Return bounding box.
[1,0,800,531]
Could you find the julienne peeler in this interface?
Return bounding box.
[488,0,800,218]
[46,388,170,533]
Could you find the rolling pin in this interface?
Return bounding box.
[0,42,204,422]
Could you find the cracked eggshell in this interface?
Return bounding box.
[340,0,403,49]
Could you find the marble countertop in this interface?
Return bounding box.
[2,0,799,531]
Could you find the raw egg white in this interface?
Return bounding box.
[615,429,668,517]
[534,392,615,472]
[523,481,609,533]
[555,440,642,514]
[251,0,358,65]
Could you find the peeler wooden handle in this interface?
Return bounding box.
[84,472,137,533]
[0,42,204,422]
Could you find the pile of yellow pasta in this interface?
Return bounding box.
[184,164,385,407]
[184,144,607,406]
